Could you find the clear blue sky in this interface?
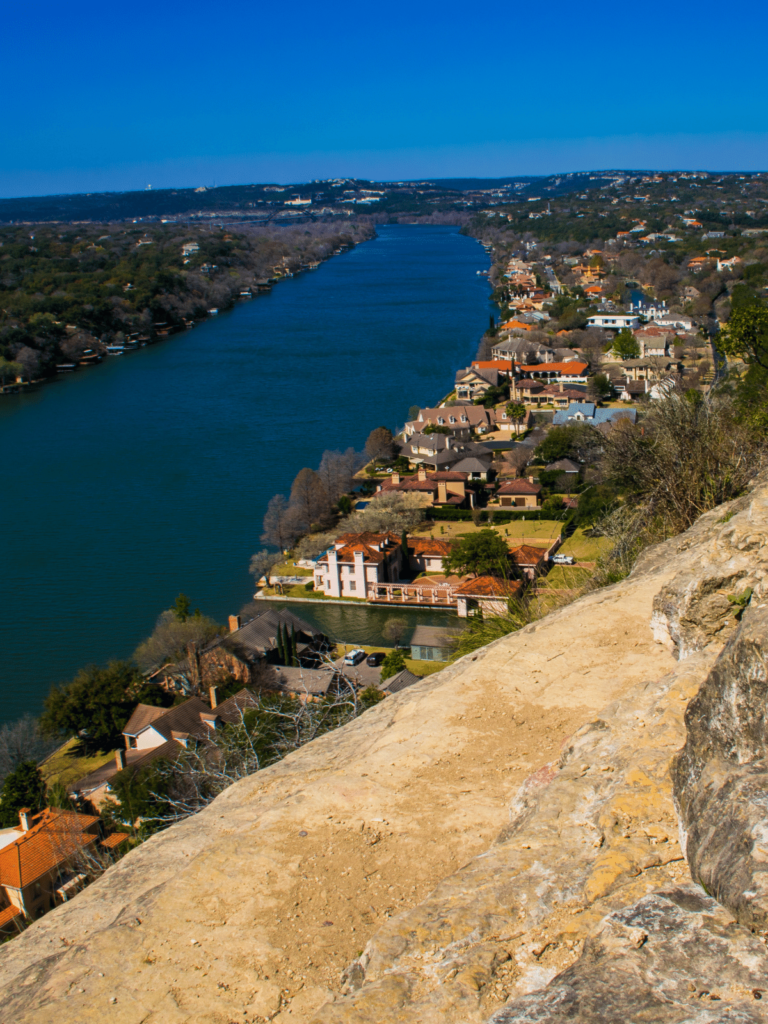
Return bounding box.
[4,0,768,197]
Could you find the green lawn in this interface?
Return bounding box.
[40,738,115,789]
[335,643,448,678]
[271,560,313,577]
[414,520,561,547]
[541,565,592,589]
[558,528,613,560]
[261,584,364,602]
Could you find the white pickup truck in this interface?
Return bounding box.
[551,553,575,565]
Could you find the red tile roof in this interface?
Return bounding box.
[0,809,100,890]
[519,362,589,375]
[0,904,24,930]
[497,480,542,495]
[454,575,522,597]
[509,545,548,565]
[408,538,453,557]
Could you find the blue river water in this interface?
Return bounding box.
[0,225,493,724]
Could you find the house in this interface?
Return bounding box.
[203,609,327,680]
[545,458,580,475]
[404,405,491,438]
[515,361,589,384]
[406,537,453,573]
[0,808,128,922]
[621,357,680,381]
[314,532,404,597]
[410,625,455,661]
[381,668,420,694]
[492,406,534,433]
[450,456,494,481]
[455,366,501,401]
[490,338,571,364]
[649,313,694,332]
[471,359,515,378]
[274,666,339,699]
[634,326,672,357]
[494,478,542,508]
[378,468,470,507]
[586,313,640,331]
[509,545,548,580]
[454,575,523,618]
[552,402,638,427]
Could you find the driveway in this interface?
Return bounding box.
[334,656,383,690]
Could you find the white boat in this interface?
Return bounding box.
[208,308,219,315]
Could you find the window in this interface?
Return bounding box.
[348,581,356,591]
[461,416,467,423]
[449,416,456,423]
[437,417,444,425]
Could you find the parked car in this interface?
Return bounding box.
[366,652,386,667]
[551,553,575,565]
[344,648,366,665]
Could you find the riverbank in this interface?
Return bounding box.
[0,225,493,721]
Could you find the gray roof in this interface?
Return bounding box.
[384,669,421,694]
[211,608,323,663]
[546,458,580,472]
[403,431,452,451]
[276,666,337,695]
[450,457,492,474]
[410,625,456,649]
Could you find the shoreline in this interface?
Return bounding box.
[255,592,456,612]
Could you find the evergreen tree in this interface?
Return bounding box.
[0,761,46,827]
[276,624,285,665]
[401,529,409,564]
[290,625,298,667]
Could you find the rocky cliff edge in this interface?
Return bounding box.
[4,479,768,1022]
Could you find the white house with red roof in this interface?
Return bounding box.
[314,532,404,598]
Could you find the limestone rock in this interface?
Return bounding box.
[491,887,768,1023]
[673,601,768,930]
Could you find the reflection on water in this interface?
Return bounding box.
[261,600,457,647]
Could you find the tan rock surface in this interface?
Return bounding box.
[5,488,762,1024]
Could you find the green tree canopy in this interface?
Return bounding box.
[534,423,597,464]
[380,649,406,682]
[445,529,510,577]
[505,401,527,421]
[39,661,168,753]
[612,329,640,360]
[719,304,768,370]
[0,762,47,827]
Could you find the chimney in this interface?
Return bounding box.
[228,614,241,633]
[391,472,400,485]
[417,467,427,481]
[437,480,448,504]
[209,685,219,709]
[559,381,563,392]
[19,808,32,832]
[115,749,126,771]
[528,475,535,484]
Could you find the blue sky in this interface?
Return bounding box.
[4,0,768,197]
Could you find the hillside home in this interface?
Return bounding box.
[406,538,453,573]
[378,468,470,507]
[586,313,640,331]
[410,625,456,661]
[492,406,534,433]
[405,406,491,438]
[494,478,542,508]
[509,544,549,580]
[515,361,589,384]
[454,576,523,618]
[471,359,515,378]
[455,366,501,401]
[552,402,638,427]
[0,809,128,922]
[314,532,404,598]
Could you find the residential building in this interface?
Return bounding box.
[586,313,641,331]
[381,668,420,694]
[471,359,515,378]
[410,625,455,661]
[406,538,453,574]
[454,366,500,401]
[545,458,580,475]
[202,609,327,682]
[491,338,573,363]
[0,809,128,922]
[314,532,404,598]
[454,576,522,618]
[494,478,542,508]
[492,406,534,433]
[377,468,470,507]
[509,545,548,580]
[404,406,491,438]
[515,361,589,384]
[552,402,638,427]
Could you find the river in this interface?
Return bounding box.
[0,225,493,724]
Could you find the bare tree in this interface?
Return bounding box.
[0,716,58,785]
[261,494,300,550]
[365,427,396,462]
[249,549,282,585]
[133,610,221,675]
[289,468,331,532]
[318,448,362,503]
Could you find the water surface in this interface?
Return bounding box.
[0,225,492,722]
